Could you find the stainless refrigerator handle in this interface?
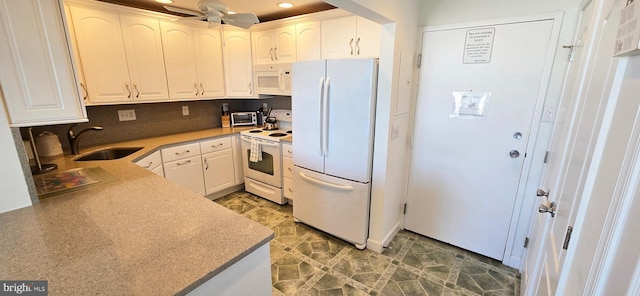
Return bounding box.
[322,77,331,155]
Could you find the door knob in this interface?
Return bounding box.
[537,189,549,197]
[509,150,520,158]
[513,132,523,139]
[538,201,557,217]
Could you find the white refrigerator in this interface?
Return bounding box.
[292,59,378,249]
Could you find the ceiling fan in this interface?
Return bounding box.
[163,0,259,29]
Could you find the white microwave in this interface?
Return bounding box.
[254,64,292,96]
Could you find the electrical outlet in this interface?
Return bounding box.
[222,103,229,112]
[263,103,268,110]
[118,109,136,121]
[182,105,189,116]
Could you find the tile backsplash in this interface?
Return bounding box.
[21,97,291,154]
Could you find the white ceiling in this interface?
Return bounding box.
[99,0,336,22]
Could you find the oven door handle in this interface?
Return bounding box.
[241,137,280,147]
[299,172,354,191]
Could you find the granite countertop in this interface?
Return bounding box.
[0,127,274,295]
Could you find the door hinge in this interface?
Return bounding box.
[524,237,530,248]
[417,53,422,68]
[403,203,407,214]
[563,45,575,61]
[544,151,550,163]
[562,226,573,250]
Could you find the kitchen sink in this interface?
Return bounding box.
[75,147,143,161]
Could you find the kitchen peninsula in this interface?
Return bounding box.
[0,127,273,295]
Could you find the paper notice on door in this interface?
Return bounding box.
[450,92,491,119]
[463,28,495,64]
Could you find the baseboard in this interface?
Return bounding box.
[367,221,403,253]
[205,184,244,200]
[505,255,521,269]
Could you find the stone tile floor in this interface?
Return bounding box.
[214,191,521,296]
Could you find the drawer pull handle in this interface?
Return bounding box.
[287,150,292,154]
[288,167,292,172]
[175,150,190,156]
[212,143,224,147]
[177,159,191,166]
[288,188,293,192]
[142,161,153,169]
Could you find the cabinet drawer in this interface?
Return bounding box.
[282,156,293,179]
[283,177,294,199]
[135,150,162,170]
[161,142,201,162]
[200,136,232,154]
[282,143,293,158]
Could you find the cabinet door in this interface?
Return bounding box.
[296,22,321,61]
[160,22,199,100]
[70,6,131,104]
[321,16,356,59]
[163,155,205,195]
[355,16,381,59]
[151,164,164,177]
[193,27,225,98]
[135,150,162,170]
[223,28,254,97]
[252,30,274,65]
[0,0,86,126]
[202,150,235,195]
[120,15,169,102]
[231,134,244,185]
[274,26,296,63]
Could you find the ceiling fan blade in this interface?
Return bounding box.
[224,13,259,28]
[163,5,205,17]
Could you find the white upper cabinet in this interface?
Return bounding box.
[193,27,225,98]
[252,26,296,65]
[223,27,255,98]
[70,6,168,104]
[0,0,87,127]
[160,22,200,100]
[119,15,169,102]
[321,16,381,59]
[296,21,321,61]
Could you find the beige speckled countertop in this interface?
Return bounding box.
[0,127,274,295]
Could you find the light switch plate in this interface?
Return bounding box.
[182,106,189,116]
[118,109,136,121]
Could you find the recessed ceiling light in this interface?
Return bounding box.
[227,11,237,14]
[155,0,173,3]
[278,2,294,8]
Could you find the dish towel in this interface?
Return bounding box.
[249,138,262,162]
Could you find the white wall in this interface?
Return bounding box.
[416,0,582,267]
[0,95,33,213]
[325,0,419,251]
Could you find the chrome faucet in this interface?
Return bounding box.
[68,125,104,155]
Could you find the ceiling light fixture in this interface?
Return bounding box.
[227,11,237,14]
[155,0,173,4]
[278,2,294,8]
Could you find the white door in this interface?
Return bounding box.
[252,30,274,65]
[296,22,321,61]
[405,20,555,260]
[524,0,628,293]
[202,150,235,195]
[354,17,381,59]
[321,16,356,59]
[222,28,254,97]
[119,15,169,102]
[193,27,225,98]
[163,155,205,196]
[70,6,131,104]
[160,22,199,100]
[274,26,296,63]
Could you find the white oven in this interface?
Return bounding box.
[241,135,284,204]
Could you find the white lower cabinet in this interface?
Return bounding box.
[162,142,205,195]
[231,134,244,185]
[163,155,206,196]
[135,150,164,177]
[282,143,294,200]
[201,137,235,195]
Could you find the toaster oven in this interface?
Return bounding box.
[231,112,257,126]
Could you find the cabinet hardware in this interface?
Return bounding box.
[249,82,253,94]
[356,37,360,55]
[349,38,354,55]
[133,83,139,98]
[176,159,191,166]
[274,47,278,60]
[212,143,223,147]
[288,167,292,171]
[270,48,274,61]
[194,83,199,96]
[288,188,293,192]
[142,162,153,169]
[125,82,131,98]
[200,83,204,96]
[204,159,209,170]
[80,83,88,100]
[175,150,190,156]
